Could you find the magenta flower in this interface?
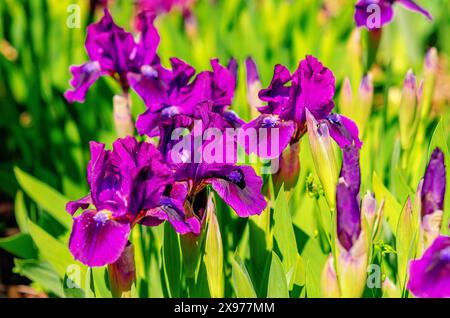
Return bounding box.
[354,0,432,30]
[243,56,362,159]
[408,235,450,298]
[65,9,163,103]
[66,137,199,267]
[134,58,242,138]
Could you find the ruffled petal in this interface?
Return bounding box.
[206,165,267,217]
[408,235,450,298]
[64,62,104,103]
[69,210,130,267]
[241,115,295,159]
[66,195,92,216]
[325,114,363,149]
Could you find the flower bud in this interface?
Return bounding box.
[420,148,446,249]
[113,94,134,138]
[336,231,368,298]
[306,110,339,209]
[245,57,262,116]
[421,47,438,118]
[335,150,368,297]
[273,141,301,193]
[339,77,353,118]
[321,254,340,298]
[399,70,420,150]
[361,191,377,231]
[355,74,373,134]
[108,243,136,298]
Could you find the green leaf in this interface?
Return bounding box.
[231,253,257,298]
[162,222,182,298]
[15,190,29,233]
[28,221,87,285]
[92,267,112,298]
[0,233,37,259]
[428,119,450,236]
[267,252,289,298]
[14,167,72,229]
[14,259,65,297]
[273,187,298,287]
[373,172,402,232]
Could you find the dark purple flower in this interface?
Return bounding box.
[65,9,162,103]
[354,0,432,30]
[172,162,267,218]
[135,58,241,138]
[242,56,362,159]
[422,148,446,217]
[66,137,199,266]
[336,146,362,251]
[408,235,450,298]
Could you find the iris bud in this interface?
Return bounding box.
[399,70,420,151]
[421,47,438,118]
[339,77,353,118]
[108,243,136,298]
[306,110,339,210]
[321,254,340,298]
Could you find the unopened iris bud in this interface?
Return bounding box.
[421,47,439,118]
[356,74,373,134]
[336,179,368,298]
[113,94,134,138]
[399,70,420,150]
[108,243,136,298]
[306,110,339,209]
[321,254,340,298]
[245,57,262,115]
[361,191,377,231]
[339,77,353,118]
[273,141,301,193]
[335,147,368,298]
[420,148,446,249]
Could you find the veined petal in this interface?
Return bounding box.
[241,115,295,159]
[64,62,104,103]
[69,210,130,267]
[326,114,363,149]
[408,235,450,298]
[206,165,267,217]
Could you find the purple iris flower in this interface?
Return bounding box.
[408,235,450,298]
[134,58,242,138]
[354,0,432,30]
[66,137,199,267]
[243,56,362,160]
[336,146,362,251]
[65,9,163,103]
[422,148,446,218]
[170,162,266,220]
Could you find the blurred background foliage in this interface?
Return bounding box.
[0,0,449,297]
